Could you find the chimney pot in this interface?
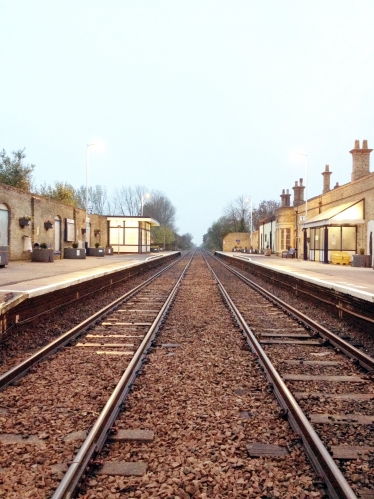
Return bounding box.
[350,139,372,182]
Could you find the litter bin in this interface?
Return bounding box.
[0,246,9,267]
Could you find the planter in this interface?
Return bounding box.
[352,254,371,267]
[64,247,86,259]
[32,248,54,262]
[87,247,105,257]
[105,247,113,255]
[264,249,271,256]
[44,221,53,230]
[19,217,30,228]
[0,246,9,268]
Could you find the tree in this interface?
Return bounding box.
[202,217,234,250]
[112,185,147,216]
[224,195,251,232]
[175,232,194,250]
[143,191,176,228]
[252,200,280,230]
[76,185,109,214]
[38,181,80,207]
[151,225,175,248]
[0,148,35,191]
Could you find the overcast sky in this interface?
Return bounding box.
[2,1,374,244]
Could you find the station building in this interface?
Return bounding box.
[0,183,159,260]
[260,140,374,264]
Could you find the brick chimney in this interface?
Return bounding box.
[285,189,291,207]
[322,164,332,194]
[280,189,291,207]
[292,179,305,207]
[350,139,372,182]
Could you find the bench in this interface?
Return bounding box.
[282,248,296,259]
[331,251,351,265]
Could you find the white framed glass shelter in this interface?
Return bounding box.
[303,199,364,263]
[107,216,159,254]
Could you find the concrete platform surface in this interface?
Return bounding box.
[0,252,177,313]
[219,252,374,303]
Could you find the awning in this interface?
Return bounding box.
[303,199,364,228]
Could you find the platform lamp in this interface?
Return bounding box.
[141,192,151,216]
[299,154,308,221]
[299,153,308,260]
[85,143,96,248]
[245,197,253,252]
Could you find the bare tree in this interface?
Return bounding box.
[90,185,108,214]
[252,199,280,230]
[75,185,110,214]
[112,185,148,215]
[224,195,251,232]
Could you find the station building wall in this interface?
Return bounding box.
[0,183,108,260]
[222,231,258,252]
[274,140,374,261]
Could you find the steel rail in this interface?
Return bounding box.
[0,253,184,392]
[51,252,194,499]
[229,253,374,325]
[212,252,374,372]
[203,254,358,499]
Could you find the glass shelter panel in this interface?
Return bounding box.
[342,227,356,251]
[310,229,315,250]
[328,227,341,250]
[125,227,138,246]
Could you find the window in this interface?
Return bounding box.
[65,218,75,242]
[0,204,9,246]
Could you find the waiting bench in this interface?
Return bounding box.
[331,251,351,265]
[282,248,296,259]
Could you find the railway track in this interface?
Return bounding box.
[0,252,191,498]
[205,251,374,499]
[0,250,373,498]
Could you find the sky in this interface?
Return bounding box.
[2,1,374,245]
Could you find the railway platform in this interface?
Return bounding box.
[217,251,374,303]
[0,252,179,316]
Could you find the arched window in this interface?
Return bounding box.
[0,204,9,246]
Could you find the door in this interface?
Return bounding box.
[0,204,9,246]
[54,216,61,251]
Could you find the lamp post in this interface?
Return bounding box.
[245,197,253,252]
[299,153,308,260]
[141,192,150,216]
[299,154,308,221]
[86,143,95,248]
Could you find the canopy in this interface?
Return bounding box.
[303,200,364,228]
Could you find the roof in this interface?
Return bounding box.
[107,216,160,227]
[303,200,364,228]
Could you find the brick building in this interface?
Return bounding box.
[0,184,107,260]
[271,140,374,264]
